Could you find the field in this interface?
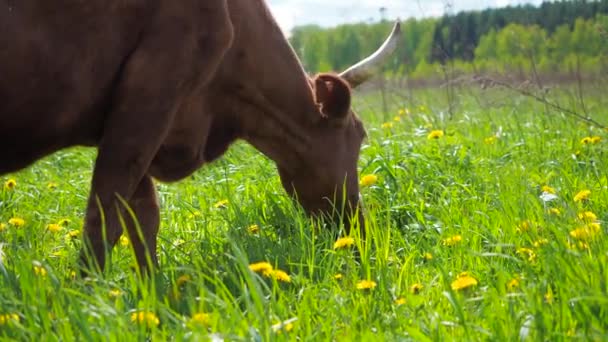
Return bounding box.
[1,85,607,341]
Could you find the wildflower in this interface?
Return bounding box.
[8,217,25,227]
[410,283,423,294]
[573,190,591,202]
[577,211,598,222]
[360,174,378,187]
[249,261,273,274]
[187,211,202,219]
[541,185,556,194]
[484,136,497,144]
[0,223,5,232]
[176,275,191,287]
[393,116,401,122]
[69,270,76,280]
[247,224,260,234]
[533,238,549,248]
[395,298,406,306]
[119,235,130,247]
[34,265,47,277]
[427,130,444,139]
[214,199,229,209]
[109,289,123,298]
[268,269,291,283]
[334,273,343,280]
[422,252,433,261]
[65,229,80,239]
[130,311,160,327]
[451,272,478,291]
[47,223,62,233]
[569,223,601,241]
[0,313,19,326]
[544,288,555,304]
[590,136,601,144]
[581,137,592,145]
[272,318,297,333]
[442,234,462,246]
[507,278,520,291]
[47,182,58,190]
[4,179,16,190]
[547,208,561,216]
[398,108,408,116]
[57,218,71,226]
[333,236,355,250]
[190,312,211,326]
[516,248,537,262]
[381,122,394,129]
[516,220,531,233]
[356,280,377,290]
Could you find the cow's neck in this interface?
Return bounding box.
[221,4,319,173]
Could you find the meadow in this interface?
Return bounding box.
[1,84,607,341]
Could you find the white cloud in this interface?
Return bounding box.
[267,0,545,34]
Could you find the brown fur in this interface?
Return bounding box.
[0,0,366,273]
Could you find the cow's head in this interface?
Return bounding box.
[277,22,402,234]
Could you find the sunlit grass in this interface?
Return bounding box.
[1,87,607,340]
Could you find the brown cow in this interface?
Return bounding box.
[0,0,401,273]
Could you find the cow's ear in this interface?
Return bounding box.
[314,73,351,120]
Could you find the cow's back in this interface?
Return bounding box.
[0,1,149,173]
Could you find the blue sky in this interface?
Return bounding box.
[267,0,545,34]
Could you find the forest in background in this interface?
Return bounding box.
[289,0,608,81]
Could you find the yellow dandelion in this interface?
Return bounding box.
[214,199,229,209]
[109,289,123,298]
[395,298,406,306]
[577,211,598,222]
[581,137,592,145]
[590,136,602,144]
[0,223,6,232]
[442,234,462,246]
[516,220,532,233]
[427,130,444,140]
[176,275,191,287]
[484,136,497,145]
[8,217,25,227]
[574,190,591,202]
[119,235,130,247]
[569,223,601,241]
[381,122,394,129]
[451,272,478,291]
[249,261,273,274]
[268,269,291,283]
[393,116,401,122]
[533,238,549,248]
[47,223,62,233]
[65,229,80,239]
[0,313,20,326]
[130,311,160,327]
[187,211,202,219]
[4,179,16,190]
[69,270,77,280]
[356,280,377,290]
[398,108,408,116]
[190,312,211,326]
[507,278,520,291]
[57,218,71,226]
[247,224,260,234]
[516,247,537,262]
[334,273,343,280]
[34,265,47,277]
[47,182,58,190]
[410,283,423,294]
[359,174,378,187]
[541,185,556,194]
[422,252,433,261]
[333,236,355,250]
[272,319,296,333]
[544,288,555,304]
[547,208,561,216]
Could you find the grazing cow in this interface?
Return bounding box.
[0,0,401,273]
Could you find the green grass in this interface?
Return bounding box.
[1,86,608,340]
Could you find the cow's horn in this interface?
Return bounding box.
[339,21,402,88]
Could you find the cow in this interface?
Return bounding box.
[0,0,401,273]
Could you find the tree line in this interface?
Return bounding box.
[289,0,608,79]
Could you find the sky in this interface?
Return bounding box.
[267,0,546,34]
